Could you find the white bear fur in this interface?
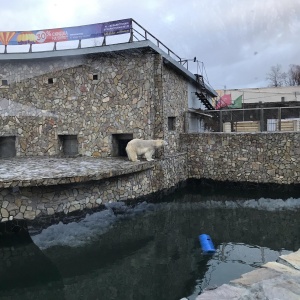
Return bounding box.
[125,139,167,162]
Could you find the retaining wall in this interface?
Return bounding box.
[2,131,300,223]
[180,132,300,185]
[0,153,187,223]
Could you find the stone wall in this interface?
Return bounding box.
[180,132,300,185]
[0,116,58,156]
[0,154,187,222]
[2,130,300,223]
[162,64,188,154]
[0,50,188,158]
[0,52,156,157]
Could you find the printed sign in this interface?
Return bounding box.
[0,19,132,46]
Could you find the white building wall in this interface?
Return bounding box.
[188,82,209,109]
[187,82,208,132]
[216,86,300,105]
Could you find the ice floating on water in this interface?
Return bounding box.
[31,201,156,250]
[31,197,300,250]
[178,197,300,212]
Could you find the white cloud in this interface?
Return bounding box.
[1,0,300,89]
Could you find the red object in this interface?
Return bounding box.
[216,94,232,109]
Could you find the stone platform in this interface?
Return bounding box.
[0,154,187,222]
[0,156,154,188]
[196,249,300,300]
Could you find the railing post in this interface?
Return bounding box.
[129,28,133,42]
[278,107,281,131]
[260,108,264,132]
[277,107,281,131]
[219,110,223,132]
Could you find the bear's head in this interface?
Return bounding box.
[155,139,167,148]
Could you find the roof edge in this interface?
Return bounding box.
[0,40,217,96]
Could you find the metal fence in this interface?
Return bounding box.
[186,107,300,133]
[1,19,186,67]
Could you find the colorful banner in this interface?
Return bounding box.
[0,19,132,46]
[215,94,232,109]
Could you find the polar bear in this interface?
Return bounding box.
[125,139,167,162]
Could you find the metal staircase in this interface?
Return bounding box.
[195,75,215,110]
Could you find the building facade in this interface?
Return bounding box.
[216,86,300,105]
[0,40,216,158]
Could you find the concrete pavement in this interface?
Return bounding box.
[196,249,300,299]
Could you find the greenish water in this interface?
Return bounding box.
[1,181,300,300]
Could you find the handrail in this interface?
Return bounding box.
[0,18,213,87]
[186,106,300,133]
[131,19,182,62]
[1,18,186,67]
[211,106,300,112]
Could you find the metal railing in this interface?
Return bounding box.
[1,19,187,67]
[186,106,300,133]
[1,19,212,93]
[130,20,182,63]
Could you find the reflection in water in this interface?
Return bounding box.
[1,182,300,300]
[189,243,290,298]
[0,229,64,300]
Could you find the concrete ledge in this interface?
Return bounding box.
[196,249,300,299]
[0,157,155,188]
[0,154,188,222]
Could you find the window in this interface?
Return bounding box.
[48,78,54,84]
[93,74,98,80]
[168,117,176,131]
[59,135,78,156]
[0,136,16,158]
[1,79,8,86]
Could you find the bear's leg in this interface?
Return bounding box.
[126,148,140,162]
[144,149,155,161]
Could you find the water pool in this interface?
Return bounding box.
[1,181,300,300]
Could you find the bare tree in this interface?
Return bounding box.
[288,64,300,86]
[266,64,287,87]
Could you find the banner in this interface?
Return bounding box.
[0,19,132,46]
[215,94,232,109]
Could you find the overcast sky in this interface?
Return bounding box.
[1,0,300,90]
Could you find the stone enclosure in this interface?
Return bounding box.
[0,46,189,158]
[181,132,300,185]
[0,154,187,223]
[0,41,201,223]
[1,42,300,224]
[1,131,300,223]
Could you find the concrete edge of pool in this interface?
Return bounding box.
[195,248,300,299]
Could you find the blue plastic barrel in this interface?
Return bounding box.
[199,234,215,254]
